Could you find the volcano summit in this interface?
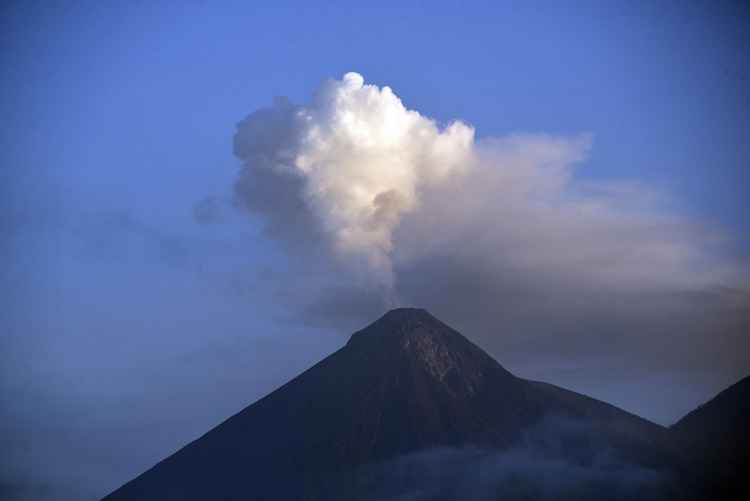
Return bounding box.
[102,309,742,500]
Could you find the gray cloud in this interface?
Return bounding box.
[356,448,667,501]
[343,415,676,501]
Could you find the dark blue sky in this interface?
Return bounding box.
[2,2,748,500]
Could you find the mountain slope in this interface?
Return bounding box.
[671,375,750,500]
[103,308,672,500]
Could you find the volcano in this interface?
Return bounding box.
[103,308,680,500]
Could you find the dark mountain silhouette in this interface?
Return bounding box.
[671,375,750,500]
[102,308,739,500]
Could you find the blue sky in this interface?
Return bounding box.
[1,2,748,500]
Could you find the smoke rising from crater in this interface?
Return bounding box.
[234,72,475,289]
[232,73,749,414]
[233,72,744,291]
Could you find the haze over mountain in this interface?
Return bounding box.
[103,308,698,501]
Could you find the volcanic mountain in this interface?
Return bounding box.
[103,308,677,500]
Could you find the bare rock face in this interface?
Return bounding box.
[102,308,680,501]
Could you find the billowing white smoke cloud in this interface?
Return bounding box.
[233,73,748,409]
[234,73,741,292]
[234,72,474,288]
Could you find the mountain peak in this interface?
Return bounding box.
[370,307,438,329]
[103,308,674,501]
[345,307,509,393]
[347,307,442,345]
[381,307,432,318]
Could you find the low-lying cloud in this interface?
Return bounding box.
[337,415,676,501]
[353,446,669,501]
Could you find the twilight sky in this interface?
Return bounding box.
[1,2,749,500]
